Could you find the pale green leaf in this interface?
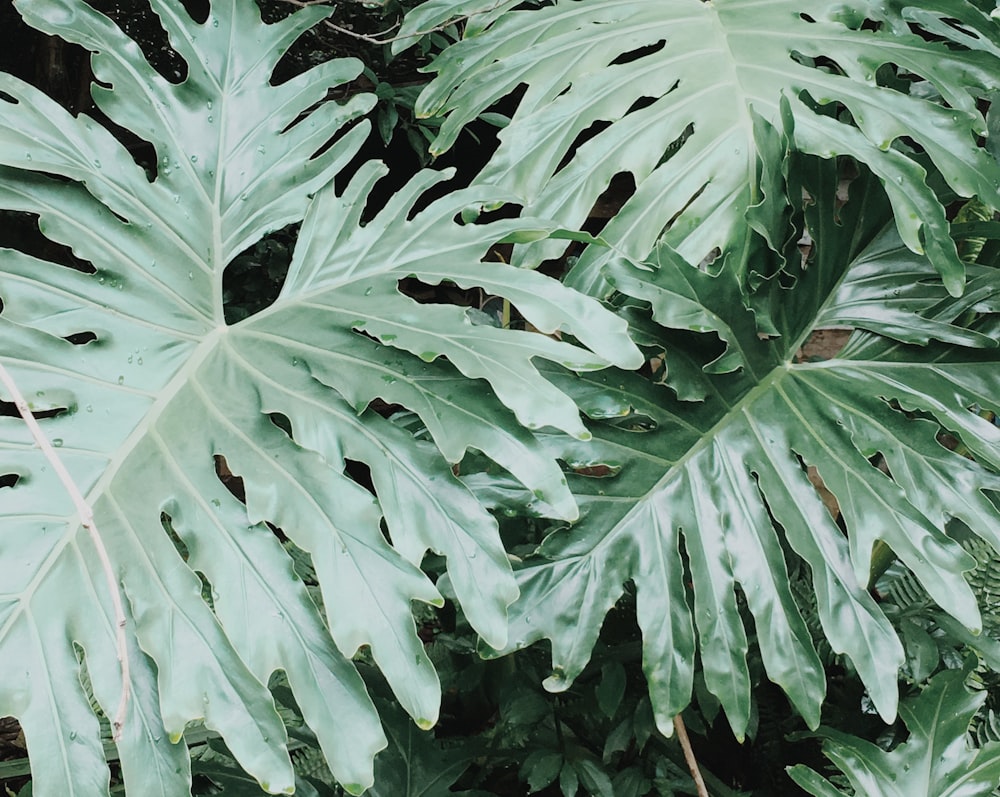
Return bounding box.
[412,0,1000,294]
[789,667,1000,796]
[479,161,1000,740]
[0,1,639,794]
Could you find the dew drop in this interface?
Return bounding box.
[69,731,77,740]
[190,155,198,163]
[188,272,194,280]
[117,375,124,385]
[52,438,63,447]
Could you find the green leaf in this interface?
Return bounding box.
[0,1,640,794]
[522,750,563,793]
[412,0,1000,294]
[363,699,474,797]
[595,661,627,719]
[479,160,1000,740]
[788,666,1000,796]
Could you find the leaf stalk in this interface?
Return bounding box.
[0,363,131,740]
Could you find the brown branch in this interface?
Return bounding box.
[673,714,709,797]
[275,0,507,46]
[0,364,130,740]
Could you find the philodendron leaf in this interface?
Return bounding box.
[0,2,640,795]
[788,666,1000,797]
[364,698,475,797]
[405,0,1000,295]
[476,160,1000,741]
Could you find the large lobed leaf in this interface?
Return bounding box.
[404,0,1000,295]
[0,1,641,795]
[789,665,1000,796]
[470,159,1000,741]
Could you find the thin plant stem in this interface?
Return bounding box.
[276,0,507,45]
[674,714,710,797]
[0,363,130,740]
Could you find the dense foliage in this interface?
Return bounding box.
[2,1,1000,795]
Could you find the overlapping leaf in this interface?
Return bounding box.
[789,666,1000,796]
[404,0,1000,294]
[0,1,641,795]
[470,160,1000,741]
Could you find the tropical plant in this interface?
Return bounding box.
[0,1,639,794]
[3,0,1000,795]
[402,0,1000,294]
[406,0,1000,744]
[789,665,1000,796]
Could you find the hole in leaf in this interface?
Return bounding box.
[0,211,96,273]
[399,276,481,307]
[283,537,320,586]
[697,247,722,271]
[895,135,924,156]
[796,329,851,363]
[570,463,620,479]
[196,571,216,611]
[222,223,297,323]
[555,118,611,174]
[0,473,19,489]
[214,454,246,504]
[161,511,189,562]
[268,412,293,438]
[367,397,405,419]
[180,0,209,23]
[0,399,66,420]
[63,331,98,346]
[588,171,637,223]
[344,458,375,496]
[609,39,666,66]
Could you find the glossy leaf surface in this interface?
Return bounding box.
[475,161,1000,740]
[789,667,1000,797]
[0,2,640,795]
[406,0,1000,294]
